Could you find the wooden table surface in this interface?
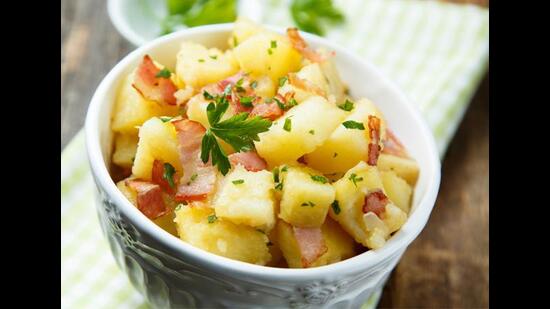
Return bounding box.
[61,1,489,308]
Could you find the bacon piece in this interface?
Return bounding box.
[250,102,283,120]
[288,73,326,97]
[172,119,216,202]
[125,180,169,219]
[382,129,408,158]
[286,28,328,63]
[293,227,328,267]
[362,189,389,217]
[367,115,382,166]
[228,151,267,172]
[132,55,177,105]
[151,160,176,194]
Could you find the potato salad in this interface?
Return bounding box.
[110,18,420,268]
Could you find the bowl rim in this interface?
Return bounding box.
[85,23,441,281]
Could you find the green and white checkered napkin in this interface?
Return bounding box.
[61,0,488,307]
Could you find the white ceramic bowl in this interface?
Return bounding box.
[85,23,441,308]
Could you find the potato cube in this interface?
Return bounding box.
[305,98,387,174]
[132,117,182,181]
[381,171,412,213]
[229,17,263,47]
[112,133,138,169]
[255,96,346,167]
[279,166,335,228]
[312,217,356,267]
[174,205,271,265]
[377,153,420,185]
[382,203,408,234]
[318,48,347,104]
[213,165,276,231]
[233,31,302,82]
[111,72,179,134]
[176,42,239,89]
[277,63,330,103]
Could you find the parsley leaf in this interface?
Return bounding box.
[338,99,354,111]
[331,200,341,214]
[311,175,328,184]
[232,179,244,185]
[283,118,292,132]
[342,120,365,130]
[271,40,277,48]
[210,113,272,152]
[163,163,176,189]
[207,214,218,223]
[159,116,173,123]
[239,96,254,108]
[348,173,363,187]
[201,130,231,175]
[278,76,288,87]
[206,101,229,126]
[155,68,171,78]
[290,0,345,36]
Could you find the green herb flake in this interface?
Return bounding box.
[240,96,254,107]
[338,99,355,111]
[278,76,288,87]
[342,120,365,130]
[309,129,315,135]
[274,97,286,110]
[283,118,292,132]
[203,91,215,100]
[275,183,283,191]
[160,116,173,123]
[236,78,244,87]
[209,55,218,60]
[331,200,341,215]
[155,68,171,78]
[281,166,288,172]
[198,59,205,63]
[163,163,176,189]
[301,201,315,207]
[271,40,278,49]
[348,173,364,187]
[273,167,280,183]
[311,175,328,184]
[232,179,245,185]
[267,48,273,55]
[233,36,238,47]
[207,214,218,224]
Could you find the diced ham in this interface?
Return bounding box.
[367,115,382,166]
[228,151,267,172]
[293,227,328,267]
[286,28,327,63]
[171,119,216,202]
[288,73,326,97]
[151,159,176,194]
[250,102,283,120]
[362,189,389,217]
[125,180,169,219]
[132,55,177,105]
[382,129,408,158]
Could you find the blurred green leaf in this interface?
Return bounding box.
[167,0,197,15]
[184,0,237,27]
[290,0,345,36]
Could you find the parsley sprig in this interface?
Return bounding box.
[201,87,272,175]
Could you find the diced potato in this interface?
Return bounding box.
[279,166,335,228]
[255,96,346,167]
[381,171,412,213]
[111,72,179,134]
[312,217,356,267]
[112,133,138,168]
[233,31,302,82]
[266,227,285,267]
[278,63,330,103]
[132,117,182,180]
[174,205,271,265]
[329,161,385,248]
[176,42,239,89]
[213,165,276,231]
[253,75,276,98]
[116,179,178,235]
[229,17,263,47]
[382,203,408,234]
[318,48,347,104]
[377,154,420,186]
[274,220,305,268]
[305,98,387,174]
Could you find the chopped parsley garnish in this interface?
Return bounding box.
[239,96,254,108]
[159,116,173,123]
[232,179,244,185]
[233,36,238,47]
[201,90,272,175]
[309,129,315,135]
[267,48,273,55]
[278,76,288,87]
[207,214,218,223]
[349,173,363,187]
[311,175,328,184]
[283,118,292,132]
[271,40,278,48]
[155,68,171,78]
[338,99,355,111]
[198,59,205,63]
[236,78,244,87]
[275,183,283,190]
[163,163,176,189]
[274,97,285,110]
[342,120,365,130]
[281,166,288,172]
[209,55,218,60]
[203,91,215,100]
[287,98,298,108]
[190,173,198,183]
[331,200,341,214]
[273,167,280,183]
[301,201,316,207]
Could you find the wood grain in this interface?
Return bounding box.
[61,0,489,307]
